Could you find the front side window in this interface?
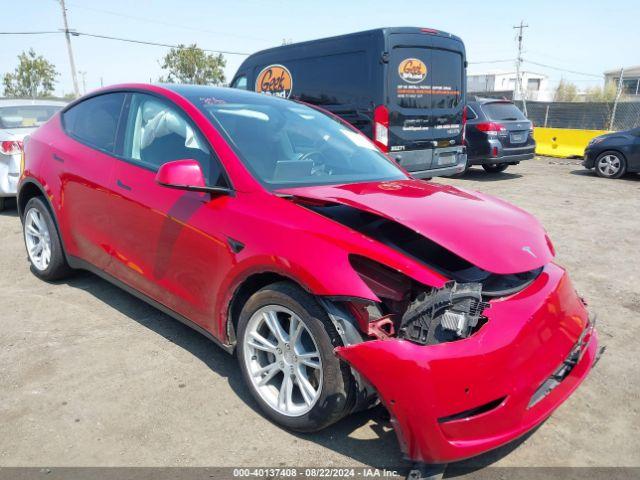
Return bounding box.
[231,76,248,90]
[190,94,407,189]
[63,93,126,152]
[0,105,62,129]
[122,93,226,187]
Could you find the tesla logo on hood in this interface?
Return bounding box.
[522,246,537,258]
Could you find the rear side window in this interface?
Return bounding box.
[482,102,526,121]
[62,93,126,152]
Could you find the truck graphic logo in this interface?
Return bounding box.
[255,64,293,98]
[398,58,427,84]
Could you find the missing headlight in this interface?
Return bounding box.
[398,282,490,345]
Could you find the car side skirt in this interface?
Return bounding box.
[67,255,235,354]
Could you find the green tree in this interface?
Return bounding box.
[554,79,579,102]
[584,82,618,102]
[3,49,58,98]
[159,44,226,85]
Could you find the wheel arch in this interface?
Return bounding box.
[225,271,307,347]
[17,179,49,220]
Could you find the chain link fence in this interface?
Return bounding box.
[512,100,640,131]
[469,92,640,131]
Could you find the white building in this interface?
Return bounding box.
[604,66,640,96]
[467,70,552,101]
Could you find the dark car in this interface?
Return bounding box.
[583,127,640,179]
[464,98,535,173]
[230,27,468,178]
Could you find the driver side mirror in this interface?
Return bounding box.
[155,159,231,195]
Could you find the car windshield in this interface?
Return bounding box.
[0,105,62,129]
[192,96,407,189]
[482,102,527,121]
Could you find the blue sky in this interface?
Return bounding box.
[2,0,638,96]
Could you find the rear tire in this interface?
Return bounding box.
[595,151,626,179]
[22,197,72,281]
[237,281,354,432]
[482,163,509,173]
[0,197,5,212]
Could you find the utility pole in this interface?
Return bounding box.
[513,20,529,116]
[58,0,80,97]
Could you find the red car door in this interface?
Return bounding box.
[53,92,127,269]
[106,92,234,334]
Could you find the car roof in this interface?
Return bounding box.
[0,98,67,107]
[468,97,514,105]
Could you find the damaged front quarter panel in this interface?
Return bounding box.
[334,263,599,464]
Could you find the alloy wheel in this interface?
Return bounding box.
[597,154,621,177]
[243,305,323,417]
[24,207,52,271]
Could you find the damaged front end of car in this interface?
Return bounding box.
[279,182,600,466]
[326,256,599,465]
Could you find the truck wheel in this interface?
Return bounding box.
[483,163,509,173]
[237,281,354,432]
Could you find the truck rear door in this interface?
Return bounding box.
[386,33,465,173]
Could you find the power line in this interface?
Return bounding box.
[65,1,270,42]
[0,31,60,35]
[468,59,515,64]
[523,59,602,78]
[0,30,251,55]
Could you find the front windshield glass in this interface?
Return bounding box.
[193,96,407,189]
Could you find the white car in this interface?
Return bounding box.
[0,99,66,210]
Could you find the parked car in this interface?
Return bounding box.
[19,84,598,474]
[230,27,468,179]
[464,98,535,173]
[582,127,640,179]
[0,99,66,210]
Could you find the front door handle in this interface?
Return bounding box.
[116,179,132,191]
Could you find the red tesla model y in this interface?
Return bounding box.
[18,84,599,471]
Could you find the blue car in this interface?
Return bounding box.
[583,128,640,179]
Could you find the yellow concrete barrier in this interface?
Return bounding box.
[533,127,610,158]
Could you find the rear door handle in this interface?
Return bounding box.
[116,179,132,191]
[52,153,65,163]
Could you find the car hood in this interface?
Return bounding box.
[277,179,553,275]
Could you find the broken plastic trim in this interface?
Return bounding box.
[528,315,597,408]
[438,396,507,423]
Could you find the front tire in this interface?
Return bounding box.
[482,163,509,173]
[22,197,72,281]
[0,197,5,211]
[595,151,626,179]
[237,282,354,432]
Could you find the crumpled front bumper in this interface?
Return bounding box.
[335,262,599,464]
